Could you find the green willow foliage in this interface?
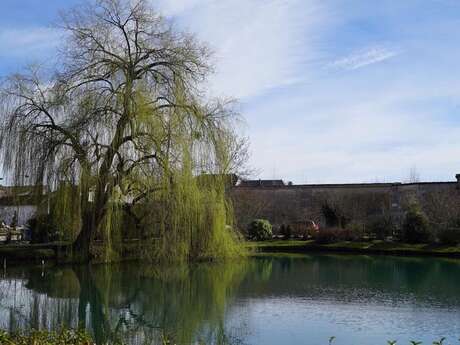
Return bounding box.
[0,0,246,262]
[144,164,243,262]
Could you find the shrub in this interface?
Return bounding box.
[437,227,460,245]
[402,204,432,243]
[321,203,350,228]
[279,224,292,240]
[346,223,365,241]
[367,216,395,240]
[314,227,357,244]
[247,219,273,241]
[314,228,339,244]
[27,214,60,244]
[0,329,94,345]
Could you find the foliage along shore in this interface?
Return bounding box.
[248,239,460,258]
[0,329,453,345]
[0,239,246,264]
[1,239,460,264]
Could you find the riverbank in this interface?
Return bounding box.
[2,239,460,263]
[0,240,141,263]
[248,239,460,258]
[0,242,67,262]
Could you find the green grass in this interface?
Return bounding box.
[246,240,308,248]
[247,239,460,257]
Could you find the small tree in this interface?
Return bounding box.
[402,203,432,243]
[247,219,272,241]
[321,202,350,228]
[438,227,460,245]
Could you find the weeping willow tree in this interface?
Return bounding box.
[0,0,248,262]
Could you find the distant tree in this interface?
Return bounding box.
[402,202,432,243]
[405,166,421,183]
[321,202,350,228]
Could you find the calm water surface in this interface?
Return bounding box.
[0,254,460,345]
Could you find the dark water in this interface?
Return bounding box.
[1,254,460,345]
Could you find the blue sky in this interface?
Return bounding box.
[1,0,460,183]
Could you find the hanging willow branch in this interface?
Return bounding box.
[0,0,248,262]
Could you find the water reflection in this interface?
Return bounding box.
[0,262,250,344]
[0,255,460,344]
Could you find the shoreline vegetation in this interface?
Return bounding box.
[0,329,453,345]
[248,239,460,258]
[1,239,460,263]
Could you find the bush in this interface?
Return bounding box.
[367,216,395,240]
[321,203,350,228]
[314,227,358,244]
[279,224,292,240]
[0,329,94,345]
[247,219,273,241]
[437,227,460,245]
[315,228,343,244]
[346,223,365,241]
[27,214,60,244]
[402,204,432,243]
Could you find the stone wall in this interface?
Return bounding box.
[230,179,460,234]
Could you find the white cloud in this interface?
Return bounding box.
[330,46,400,71]
[154,0,213,16]
[157,0,327,99]
[153,1,460,184]
[3,1,457,184]
[247,78,460,183]
[0,27,61,58]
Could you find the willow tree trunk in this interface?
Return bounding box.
[72,213,94,262]
[72,170,114,262]
[72,169,96,262]
[73,83,132,262]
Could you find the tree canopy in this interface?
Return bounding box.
[0,0,247,262]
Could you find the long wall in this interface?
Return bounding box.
[230,179,459,232]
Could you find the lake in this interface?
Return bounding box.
[0,254,459,344]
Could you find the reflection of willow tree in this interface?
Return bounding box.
[11,262,251,345]
[0,0,246,262]
[116,263,249,344]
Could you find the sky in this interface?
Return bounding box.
[1,0,460,184]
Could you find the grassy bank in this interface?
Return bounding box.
[0,329,452,345]
[0,239,168,264]
[247,239,460,258]
[0,242,69,263]
[2,239,460,263]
